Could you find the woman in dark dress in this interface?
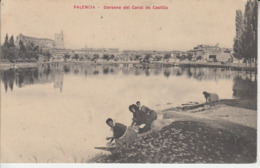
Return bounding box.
[129,104,146,127]
[129,104,157,133]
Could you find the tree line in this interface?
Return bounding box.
[1,34,51,63]
[233,0,257,66]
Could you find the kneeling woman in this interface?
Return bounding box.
[203,91,219,103]
[106,118,137,147]
[129,104,157,134]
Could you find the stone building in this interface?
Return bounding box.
[188,45,232,62]
[15,31,64,49]
[54,31,64,48]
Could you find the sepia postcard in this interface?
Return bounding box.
[0,0,259,168]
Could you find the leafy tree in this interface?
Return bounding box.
[233,11,243,63]
[187,53,193,61]
[143,54,151,63]
[102,54,110,61]
[33,46,39,52]
[19,40,26,52]
[3,34,10,48]
[85,54,90,60]
[234,0,257,66]
[9,35,15,48]
[134,55,141,61]
[164,54,171,60]
[251,0,257,67]
[242,0,253,64]
[64,54,70,61]
[34,52,39,61]
[18,50,26,60]
[72,54,79,60]
[154,55,163,61]
[25,42,39,61]
[46,51,51,61]
[26,43,35,59]
[17,40,26,60]
[31,46,40,61]
[177,55,186,61]
[39,48,43,54]
[92,54,99,61]
[26,42,34,51]
[1,47,8,60]
[6,49,16,62]
[109,54,115,60]
[79,55,85,61]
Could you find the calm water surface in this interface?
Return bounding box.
[0,63,257,162]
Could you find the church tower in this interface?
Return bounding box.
[54,30,64,49]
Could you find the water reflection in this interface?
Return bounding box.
[103,67,109,75]
[233,72,257,98]
[134,68,141,76]
[0,63,257,163]
[153,67,161,76]
[0,63,257,99]
[1,63,64,92]
[2,69,15,92]
[163,68,171,78]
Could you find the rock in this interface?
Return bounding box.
[151,119,174,132]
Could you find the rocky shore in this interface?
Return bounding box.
[90,99,257,163]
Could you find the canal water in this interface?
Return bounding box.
[0,63,257,162]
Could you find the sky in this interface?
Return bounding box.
[1,0,247,51]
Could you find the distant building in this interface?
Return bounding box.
[49,48,73,60]
[107,48,119,54]
[54,31,64,49]
[170,50,182,58]
[188,44,232,62]
[15,30,64,49]
[76,47,120,57]
[205,49,231,62]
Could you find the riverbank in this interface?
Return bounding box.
[90,99,257,163]
[0,62,37,69]
[0,61,257,71]
[172,61,257,71]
